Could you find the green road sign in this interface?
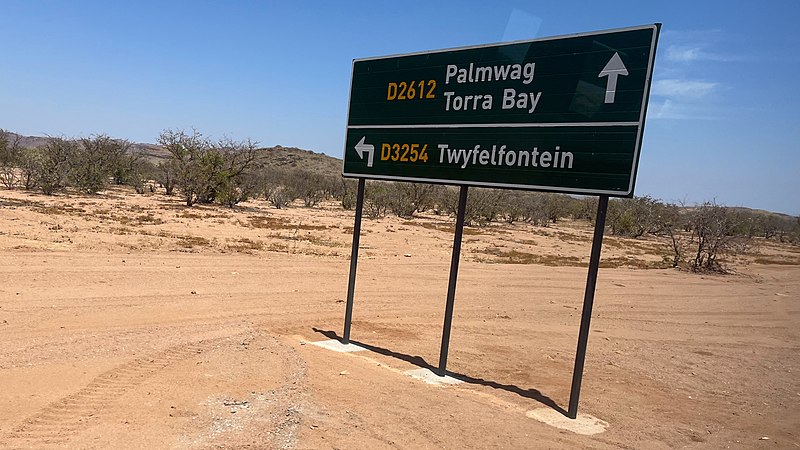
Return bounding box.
[343,24,660,196]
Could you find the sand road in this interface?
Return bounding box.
[0,191,798,448]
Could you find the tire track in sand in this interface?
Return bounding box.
[1,330,254,449]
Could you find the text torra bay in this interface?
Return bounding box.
[443,62,541,113]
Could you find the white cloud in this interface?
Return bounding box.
[650,29,738,121]
[651,99,684,119]
[666,46,702,62]
[652,79,717,99]
[649,99,719,121]
[665,45,740,63]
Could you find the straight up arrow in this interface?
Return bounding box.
[355,136,374,168]
[598,52,629,104]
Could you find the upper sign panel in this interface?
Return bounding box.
[347,26,657,127]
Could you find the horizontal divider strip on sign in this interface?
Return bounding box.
[348,122,639,129]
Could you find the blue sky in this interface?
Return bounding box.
[1,1,798,215]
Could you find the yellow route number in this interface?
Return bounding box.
[381,143,429,163]
[387,80,436,101]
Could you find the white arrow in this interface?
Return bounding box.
[598,52,629,104]
[355,136,374,168]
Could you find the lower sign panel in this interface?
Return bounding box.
[343,126,641,196]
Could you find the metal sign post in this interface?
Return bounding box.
[342,178,366,344]
[437,185,469,376]
[568,195,609,418]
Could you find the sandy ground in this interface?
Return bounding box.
[1,187,798,449]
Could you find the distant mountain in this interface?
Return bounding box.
[726,206,797,220]
[11,134,50,149]
[4,132,343,177]
[259,145,342,176]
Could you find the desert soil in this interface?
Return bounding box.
[0,187,798,449]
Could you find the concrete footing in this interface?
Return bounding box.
[403,368,464,385]
[526,408,608,435]
[309,339,367,353]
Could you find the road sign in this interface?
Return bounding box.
[343,24,660,197]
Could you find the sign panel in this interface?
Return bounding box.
[343,24,660,196]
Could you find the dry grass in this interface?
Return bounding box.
[109,226,134,235]
[134,230,214,249]
[270,232,344,248]
[548,230,591,244]
[401,220,486,235]
[604,236,665,254]
[475,247,583,266]
[3,186,796,271]
[753,257,800,265]
[177,211,232,220]
[226,237,265,253]
[244,215,328,231]
[94,211,165,226]
[600,256,672,269]
[342,226,372,234]
[175,235,212,249]
[37,203,87,216]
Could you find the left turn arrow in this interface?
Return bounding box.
[355,137,375,168]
